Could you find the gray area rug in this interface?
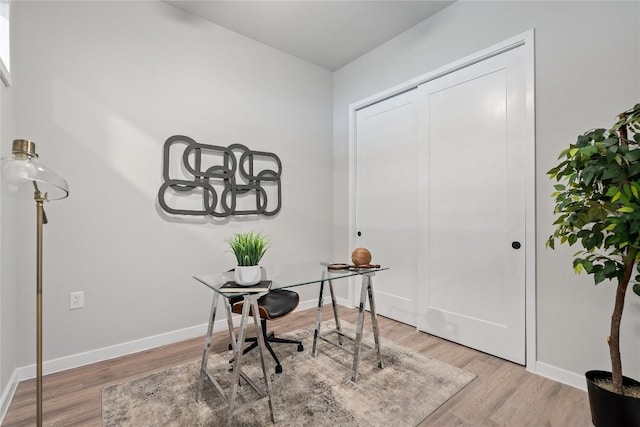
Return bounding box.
[102,323,475,426]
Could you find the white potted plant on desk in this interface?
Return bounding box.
[227,232,269,286]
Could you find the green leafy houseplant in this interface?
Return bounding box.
[226,232,269,266]
[548,103,640,395]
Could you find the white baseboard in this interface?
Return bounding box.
[534,361,587,391]
[12,297,345,383]
[0,368,19,424]
[14,322,211,382]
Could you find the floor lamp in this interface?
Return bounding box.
[1,139,69,427]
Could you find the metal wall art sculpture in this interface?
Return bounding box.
[158,135,282,218]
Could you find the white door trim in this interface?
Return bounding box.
[347,29,536,371]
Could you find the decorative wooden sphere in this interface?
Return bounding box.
[351,248,372,266]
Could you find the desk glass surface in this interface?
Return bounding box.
[194,262,388,296]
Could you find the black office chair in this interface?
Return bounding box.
[229,289,304,374]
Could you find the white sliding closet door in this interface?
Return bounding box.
[417,46,527,364]
[355,89,418,326]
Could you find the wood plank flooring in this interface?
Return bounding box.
[2,306,591,426]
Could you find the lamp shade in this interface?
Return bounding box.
[1,139,69,200]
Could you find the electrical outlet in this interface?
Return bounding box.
[70,291,84,310]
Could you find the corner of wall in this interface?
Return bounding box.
[0,368,18,424]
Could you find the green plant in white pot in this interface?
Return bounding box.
[226,232,269,285]
[548,103,640,426]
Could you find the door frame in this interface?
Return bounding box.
[347,29,536,370]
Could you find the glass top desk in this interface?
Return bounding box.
[193,261,389,425]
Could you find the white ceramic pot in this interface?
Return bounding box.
[234,265,262,286]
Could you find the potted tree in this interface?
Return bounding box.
[548,103,640,426]
[226,232,269,285]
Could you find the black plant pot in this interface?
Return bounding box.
[586,370,640,427]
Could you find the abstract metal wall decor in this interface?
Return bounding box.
[158,135,282,218]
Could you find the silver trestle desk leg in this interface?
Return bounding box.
[351,274,369,382]
[314,271,383,382]
[225,300,238,355]
[250,297,275,423]
[197,291,220,401]
[227,295,251,426]
[312,274,326,357]
[351,273,383,382]
[313,271,343,353]
[367,275,384,370]
[328,278,343,346]
[198,292,275,426]
[226,294,275,426]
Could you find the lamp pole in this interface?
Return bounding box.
[1,140,68,427]
[35,186,47,427]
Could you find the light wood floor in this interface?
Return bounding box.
[2,306,591,426]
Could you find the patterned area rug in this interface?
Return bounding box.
[102,323,475,426]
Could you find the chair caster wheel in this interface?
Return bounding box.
[228,344,233,351]
[297,344,304,352]
[275,365,283,374]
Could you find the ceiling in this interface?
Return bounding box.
[164,1,454,71]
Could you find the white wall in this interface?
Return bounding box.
[0,21,18,416]
[0,63,3,412]
[7,0,333,372]
[333,0,640,387]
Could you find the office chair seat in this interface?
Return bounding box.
[257,289,299,319]
[230,289,304,373]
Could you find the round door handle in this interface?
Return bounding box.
[357,231,362,237]
[512,241,521,250]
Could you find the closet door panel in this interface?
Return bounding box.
[356,89,418,326]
